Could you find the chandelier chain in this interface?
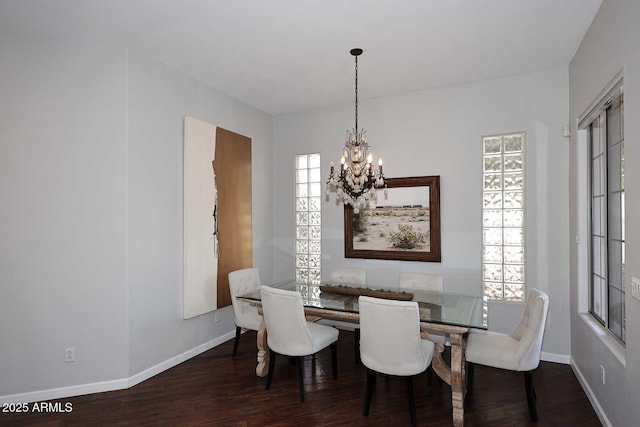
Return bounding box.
[355,54,358,133]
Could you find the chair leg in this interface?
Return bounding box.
[427,365,433,396]
[524,371,538,421]
[466,362,475,403]
[331,342,338,379]
[407,376,417,427]
[363,369,376,416]
[354,328,361,364]
[232,326,241,357]
[265,349,276,390]
[297,356,305,402]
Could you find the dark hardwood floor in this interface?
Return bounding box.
[1,330,601,426]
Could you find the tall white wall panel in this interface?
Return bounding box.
[183,117,218,319]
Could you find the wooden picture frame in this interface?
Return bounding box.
[344,176,441,262]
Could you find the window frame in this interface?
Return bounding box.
[579,78,625,344]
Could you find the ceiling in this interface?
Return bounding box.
[0,0,602,115]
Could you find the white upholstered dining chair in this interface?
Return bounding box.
[228,268,263,357]
[398,272,443,292]
[359,296,435,427]
[398,272,446,346]
[261,285,339,402]
[318,267,367,363]
[465,288,549,421]
[330,267,367,286]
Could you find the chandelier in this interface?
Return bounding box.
[326,48,386,214]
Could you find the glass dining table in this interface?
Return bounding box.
[237,279,486,427]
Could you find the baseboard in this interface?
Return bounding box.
[0,378,130,405]
[570,357,612,427]
[541,351,570,364]
[128,330,235,388]
[0,330,236,405]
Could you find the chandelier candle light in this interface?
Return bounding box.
[326,48,387,214]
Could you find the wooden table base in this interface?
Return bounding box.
[256,318,269,377]
[421,325,468,427]
[254,308,469,426]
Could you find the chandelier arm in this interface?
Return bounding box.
[340,178,368,199]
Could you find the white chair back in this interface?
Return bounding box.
[330,267,366,286]
[510,288,549,371]
[358,296,433,376]
[260,286,314,356]
[228,268,262,331]
[398,272,443,292]
[465,288,549,421]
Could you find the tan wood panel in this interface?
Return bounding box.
[214,127,252,308]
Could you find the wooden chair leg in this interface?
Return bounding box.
[524,371,538,421]
[407,376,417,427]
[232,326,241,357]
[265,350,276,390]
[363,369,375,416]
[331,342,338,379]
[466,362,475,403]
[297,356,305,402]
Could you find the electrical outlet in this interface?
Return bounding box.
[65,347,75,363]
[599,365,605,385]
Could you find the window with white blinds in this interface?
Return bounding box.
[583,84,625,343]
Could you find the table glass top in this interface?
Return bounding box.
[238,280,486,330]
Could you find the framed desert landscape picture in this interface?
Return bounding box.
[344,176,441,262]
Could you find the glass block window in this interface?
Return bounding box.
[585,87,625,343]
[482,133,526,304]
[295,154,322,284]
[297,282,323,307]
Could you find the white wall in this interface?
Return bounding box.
[569,0,640,426]
[0,35,273,400]
[127,53,273,375]
[0,36,129,396]
[273,67,571,358]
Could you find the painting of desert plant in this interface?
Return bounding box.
[344,176,441,262]
[352,204,430,252]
